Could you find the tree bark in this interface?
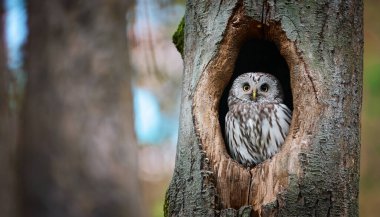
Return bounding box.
[18,1,141,217]
[166,1,363,216]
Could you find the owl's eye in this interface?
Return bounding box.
[260,83,269,92]
[242,83,250,92]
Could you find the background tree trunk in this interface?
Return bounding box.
[0,1,17,216]
[18,1,142,216]
[166,1,363,216]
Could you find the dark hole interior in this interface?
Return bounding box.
[219,38,293,139]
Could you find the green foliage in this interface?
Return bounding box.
[172,16,184,58]
[153,198,165,217]
[363,63,380,117]
[366,64,380,97]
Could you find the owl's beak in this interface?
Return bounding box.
[252,89,257,101]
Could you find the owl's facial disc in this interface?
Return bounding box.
[229,72,284,106]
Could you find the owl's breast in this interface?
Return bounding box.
[225,103,291,166]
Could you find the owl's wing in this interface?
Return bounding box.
[260,104,291,157]
[225,108,257,166]
[225,111,239,160]
[274,104,292,143]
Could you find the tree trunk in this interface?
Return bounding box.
[0,1,17,216]
[166,1,363,216]
[18,1,142,216]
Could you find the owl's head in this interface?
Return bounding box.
[228,72,284,107]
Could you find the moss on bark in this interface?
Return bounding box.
[172,16,185,57]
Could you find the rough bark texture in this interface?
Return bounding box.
[19,1,141,217]
[166,0,362,216]
[0,1,17,216]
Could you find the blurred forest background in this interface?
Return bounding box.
[0,0,378,216]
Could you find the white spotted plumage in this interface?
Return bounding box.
[225,72,292,167]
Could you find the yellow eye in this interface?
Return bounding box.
[260,83,269,92]
[242,83,250,92]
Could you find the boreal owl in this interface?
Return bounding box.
[225,72,292,167]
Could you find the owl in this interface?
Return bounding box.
[225,72,292,167]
